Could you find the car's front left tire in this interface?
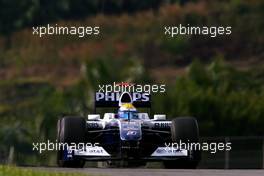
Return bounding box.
[163,117,201,169]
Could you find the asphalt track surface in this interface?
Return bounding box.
[28,167,264,176]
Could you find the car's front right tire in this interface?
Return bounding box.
[57,116,86,168]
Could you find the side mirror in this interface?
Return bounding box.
[138,113,149,120]
[88,114,100,120]
[103,113,115,120]
[153,114,166,120]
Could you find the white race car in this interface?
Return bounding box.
[57,92,201,168]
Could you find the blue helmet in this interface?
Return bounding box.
[118,103,138,120]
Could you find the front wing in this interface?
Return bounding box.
[63,145,189,161]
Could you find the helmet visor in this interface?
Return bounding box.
[118,111,138,120]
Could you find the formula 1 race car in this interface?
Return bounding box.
[57,92,201,168]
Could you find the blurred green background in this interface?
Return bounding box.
[0,0,264,166]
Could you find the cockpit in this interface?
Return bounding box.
[118,110,139,120]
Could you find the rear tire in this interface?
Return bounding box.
[57,116,86,168]
[164,117,201,169]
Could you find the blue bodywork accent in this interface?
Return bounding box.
[63,148,73,161]
[119,121,142,141]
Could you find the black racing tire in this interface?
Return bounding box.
[164,117,201,169]
[57,116,86,168]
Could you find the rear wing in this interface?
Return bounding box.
[94,92,151,108]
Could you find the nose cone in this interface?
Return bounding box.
[120,121,142,141]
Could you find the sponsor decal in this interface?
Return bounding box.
[153,122,170,128]
[87,122,100,128]
[151,147,188,157]
[95,92,151,107]
[74,146,110,156]
[96,92,150,102]
[126,131,137,136]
